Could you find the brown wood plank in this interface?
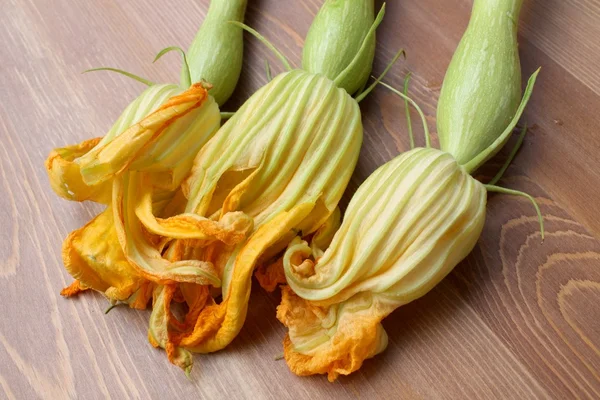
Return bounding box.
[1,0,599,398]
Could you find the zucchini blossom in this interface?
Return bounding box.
[46,0,247,305]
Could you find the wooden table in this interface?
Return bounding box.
[2,0,599,398]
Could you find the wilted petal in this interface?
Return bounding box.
[61,207,145,302]
[255,257,285,293]
[255,208,340,292]
[278,286,390,382]
[46,138,111,204]
[126,280,154,310]
[134,173,253,244]
[60,280,88,297]
[113,172,223,286]
[148,285,194,374]
[174,202,316,353]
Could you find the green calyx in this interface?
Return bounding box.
[302,0,379,95]
[437,0,526,167]
[183,0,248,105]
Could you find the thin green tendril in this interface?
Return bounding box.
[488,124,527,186]
[104,302,121,314]
[403,72,415,149]
[82,67,154,86]
[485,184,545,241]
[229,21,292,71]
[355,48,405,103]
[265,59,273,81]
[379,81,431,148]
[154,46,191,88]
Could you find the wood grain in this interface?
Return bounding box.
[1,0,599,398]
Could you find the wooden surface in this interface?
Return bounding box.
[2,0,600,398]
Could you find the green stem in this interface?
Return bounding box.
[472,0,524,28]
[104,302,121,314]
[183,0,247,105]
[207,0,248,22]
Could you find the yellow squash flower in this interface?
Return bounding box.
[279,148,487,381]
[55,83,222,302]
[134,70,363,362]
[47,0,248,308]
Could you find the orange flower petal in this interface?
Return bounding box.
[60,280,88,297]
[255,257,286,293]
[45,137,111,204]
[62,208,145,301]
[176,202,316,353]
